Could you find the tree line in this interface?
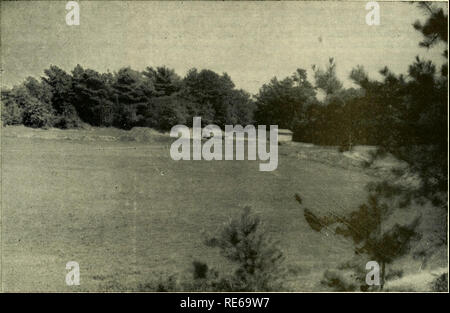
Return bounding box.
[1,65,255,130]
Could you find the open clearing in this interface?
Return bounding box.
[0,126,436,291]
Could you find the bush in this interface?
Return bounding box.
[52,106,82,129]
[22,98,52,128]
[297,187,421,290]
[1,100,23,125]
[138,273,181,292]
[431,273,448,292]
[321,269,359,291]
[203,207,286,291]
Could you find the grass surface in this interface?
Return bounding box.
[0,126,398,291]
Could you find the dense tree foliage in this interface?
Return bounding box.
[1,65,254,131]
[293,4,447,291]
[254,68,316,129]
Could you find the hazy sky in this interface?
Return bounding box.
[1,1,447,94]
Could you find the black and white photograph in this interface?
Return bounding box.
[0,0,448,296]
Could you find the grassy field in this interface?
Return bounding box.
[0,126,431,291]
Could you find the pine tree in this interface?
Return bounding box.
[203,207,285,291]
[296,193,421,290]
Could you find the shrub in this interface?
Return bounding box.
[203,207,286,291]
[183,261,234,292]
[138,273,181,292]
[431,273,448,292]
[321,269,359,291]
[52,106,82,129]
[22,98,52,128]
[297,191,421,290]
[1,100,23,125]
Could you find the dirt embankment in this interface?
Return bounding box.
[283,141,411,180]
